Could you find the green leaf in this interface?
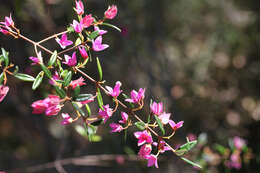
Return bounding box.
[15,73,35,82]
[63,71,72,87]
[96,57,103,81]
[48,50,57,67]
[73,85,80,98]
[1,48,9,67]
[0,72,4,84]
[154,115,165,135]
[135,121,146,130]
[13,66,19,75]
[75,125,87,137]
[75,37,82,46]
[67,26,74,33]
[175,140,197,156]
[97,88,104,109]
[181,157,202,169]
[40,64,52,79]
[124,129,128,142]
[85,104,91,117]
[75,93,93,102]
[60,69,68,79]
[86,124,98,142]
[72,101,85,116]
[90,135,102,142]
[214,144,226,155]
[102,22,122,32]
[88,30,99,40]
[54,86,66,98]
[32,71,44,90]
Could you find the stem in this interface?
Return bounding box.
[37,30,68,44]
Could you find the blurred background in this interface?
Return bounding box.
[0,0,259,172]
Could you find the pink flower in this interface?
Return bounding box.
[0,85,9,102]
[61,113,73,125]
[75,0,84,15]
[134,130,153,146]
[158,112,171,125]
[63,52,77,66]
[105,81,122,98]
[49,71,61,85]
[31,100,48,114]
[55,33,73,49]
[110,123,123,133]
[138,144,152,159]
[29,51,43,65]
[104,5,118,19]
[94,26,107,35]
[150,102,163,115]
[1,14,14,27]
[92,36,109,52]
[98,104,113,123]
[233,136,245,150]
[147,154,159,168]
[81,14,94,28]
[78,46,88,59]
[69,77,86,89]
[0,27,9,35]
[153,140,171,153]
[45,105,62,116]
[169,120,184,130]
[125,88,145,104]
[225,152,242,169]
[119,112,128,124]
[71,20,83,33]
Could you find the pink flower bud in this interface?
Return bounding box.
[31,100,48,114]
[125,88,145,104]
[4,14,14,27]
[105,81,122,98]
[63,52,77,66]
[92,36,109,52]
[150,101,163,115]
[71,20,83,33]
[29,51,43,65]
[138,144,152,159]
[110,123,123,133]
[78,46,88,59]
[119,112,128,124]
[69,77,86,89]
[233,136,246,150]
[104,5,118,19]
[55,33,73,49]
[0,85,9,102]
[61,113,73,125]
[98,104,113,123]
[134,130,153,146]
[169,120,184,130]
[158,112,171,125]
[81,14,94,28]
[75,0,84,15]
[147,154,159,168]
[94,26,107,35]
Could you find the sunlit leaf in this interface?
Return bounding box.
[97,88,104,109]
[154,115,165,135]
[135,121,146,130]
[32,71,44,90]
[175,140,197,156]
[54,86,66,98]
[181,157,202,169]
[96,57,103,81]
[102,22,121,32]
[63,71,72,87]
[15,73,35,82]
[48,50,57,67]
[40,64,52,79]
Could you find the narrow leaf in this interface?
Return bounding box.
[63,71,72,87]
[48,50,57,67]
[32,71,44,90]
[175,140,197,156]
[15,73,35,82]
[75,37,82,46]
[13,66,19,75]
[40,64,52,79]
[54,86,66,98]
[85,104,91,117]
[72,101,85,116]
[75,125,87,137]
[75,94,93,102]
[0,72,4,84]
[1,48,9,67]
[96,57,103,81]
[154,115,165,135]
[88,30,99,40]
[102,22,121,32]
[97,88,104,109]
[135,121,146,130]
[73,85,80,98]
[181,157,202,169]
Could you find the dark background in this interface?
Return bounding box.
[0,0,259,172]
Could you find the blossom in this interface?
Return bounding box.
[138,144,152,159]
[233,136,245,150]
[29,51,43,65]
[55,33,73,49]
[75,0,84,15]
[104,5,118,19]
[225,152,242,169]
[61,113,73,125]
[49,71,61,85]
[31,95,61,116]
[0,85,9,102]
[153,140,171,153]
[81,14,94,28]
[69,77,86,89]
[105,81,122,98]
[63,52,77,66]
[78,46,88,59]
[98,104,113,123]
[0,27,9,35]
[110,123,123,133]
[158,112,171,125]
[125,88,145,104]
[147,154,159,168]
[119,112,128,124]
[1,14,14,27]
[150,101,163,115]
[169,120,184,130]
[94,26,107,35]
[134,130,153,146]
[71,20,83,33]
[92,36,109,52]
